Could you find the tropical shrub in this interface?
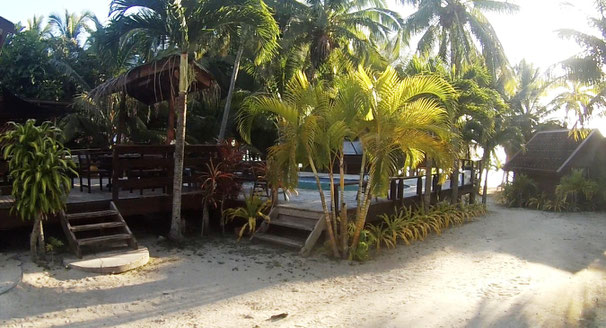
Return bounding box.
[0,120,77,262]
[223,193,271,240]
[500,174,538,207]
[353,202,486,261]
[556,169,598,211]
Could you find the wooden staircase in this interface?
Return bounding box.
[60,201,138,258]
[253,206,326,256]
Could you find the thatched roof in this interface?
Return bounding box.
[89,55,215,105]
[0,16,15,50]
[0,87,72,122]
[503,129,604,173]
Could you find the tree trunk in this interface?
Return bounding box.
[167,94,176,144]
[307,153,340,258]
[424,157,433,211]
[218,43,244,141]
[451,156,459,205]
[30,214,45,262]
[350,171,374,252]
[201,202,209,237]
[339,152,348,259]
[482,152,490,205]
[117,91,127,144]
[169,52,188,241]
[350,153,368,255]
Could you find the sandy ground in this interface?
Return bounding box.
[1,200,605,328]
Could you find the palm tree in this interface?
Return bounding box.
[401,0,518,76]
[549,81,606,130]
[558,0,606,83]
[217,0,279,141]
[504,60,555,157]
[26,15,51,38]
[269,0,404,73]
[48,10,96,44]
[110,0,278,240]
[241,66,456,258]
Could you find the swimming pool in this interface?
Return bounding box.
[297,176,360,191]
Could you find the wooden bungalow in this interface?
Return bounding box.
[503,129,606,192]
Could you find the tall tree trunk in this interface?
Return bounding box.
[339,151,348,259]
[30,214,45,262]
[167,94,176,144]
[424,157,433,211]
[451,158,460,205]
[482,152,490,205]
[307,153,340,258]
[218,44,244,141]
[350,153,368,255]
[169,52,188,241]
[201,202,209,237]
[350,172,374,252]
[117,91,127,144]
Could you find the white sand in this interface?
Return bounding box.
[1,200,605,328]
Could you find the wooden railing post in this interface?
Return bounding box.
[112,146,120,202]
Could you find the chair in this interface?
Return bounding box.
[77,150,112,193]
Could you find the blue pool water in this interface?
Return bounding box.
[298,177,360,191]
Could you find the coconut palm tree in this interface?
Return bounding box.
[401,0,518,76]
[26,15,51,38]
[269,0,404,73]
[109,0,279,240]
[216,0,279,141]
[549,81,606,131]
[48,10,97,44]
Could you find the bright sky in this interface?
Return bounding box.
[2,0,605,132]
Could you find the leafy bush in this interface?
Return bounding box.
[500,174,538,207]
[223,193,271,240]
[1,120,76,261]
[556,169,598,211]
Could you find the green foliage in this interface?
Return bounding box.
[556,169,599,211]
[500,174,538,208]
[223,193,271,240]
[352,202,486,261]
[0,120,76,221]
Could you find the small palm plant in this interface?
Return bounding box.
[223,193,271,240]
[1,120,77,262]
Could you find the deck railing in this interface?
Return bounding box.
[111,144,221,201]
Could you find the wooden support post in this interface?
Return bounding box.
[112,147,120,202]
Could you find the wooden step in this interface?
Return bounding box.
[271,215,317,231]
[66,210,118,221]
[254,232,304,249]
[70,222,125,233]
[78,234,132,246]
[276,207,324,219]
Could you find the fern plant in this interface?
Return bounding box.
[1,120,76,261]
[223,193,271,240]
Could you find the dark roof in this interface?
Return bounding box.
[0,87,72,122]
[0,16,15,50]
[344,140,363,155]
[503,129,603,173]
[90,55,215,105]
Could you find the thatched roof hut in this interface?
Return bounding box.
[89,55,216,143]
[503,129,606,191]
[90,55,215,105]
